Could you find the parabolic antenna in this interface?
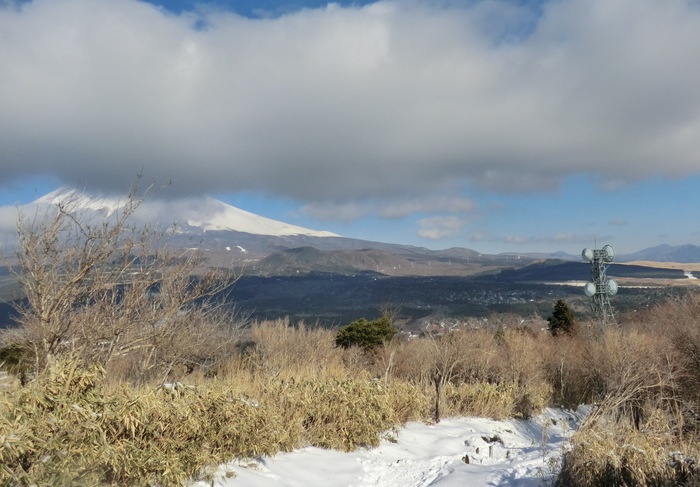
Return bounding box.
[583,282,597,297]
[602,245,615,262]
[582,248,594,261]
[607,279,618,296]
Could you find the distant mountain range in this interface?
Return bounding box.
[1,188,697,327]
[29,188,700,275]
[617,244,700,263]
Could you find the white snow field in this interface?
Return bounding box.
[194,407,589,487]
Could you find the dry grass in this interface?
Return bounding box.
[0,317,561,485]
[5,291,700,486]
[245,318,347,380]
[443,381,517,419]
[558,407,700,487]
[0,357,425,485]
[556,293,700,486]
[0,320,433,485]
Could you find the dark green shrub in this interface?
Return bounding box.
[547,299,577,336]
[335,317,397,350]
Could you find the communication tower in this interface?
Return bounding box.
[581,244,618,330]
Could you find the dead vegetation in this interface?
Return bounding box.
[5,180,240,383]
[2,298,700,485]
[556,296,700,487]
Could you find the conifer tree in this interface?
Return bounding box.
[547,299,577,336]
[335,316,397,349]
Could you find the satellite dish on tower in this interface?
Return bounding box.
[583,282,597,297]
[581,248,594,262]
[602,245,615,262]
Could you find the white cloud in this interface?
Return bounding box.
[301,194,477,222]
[1,0,700,204]
[505,235,527,244]
[496,232,606,245]
[377,196,477,218]
[608,219,628,226]
[0,205,19,235]
[300,201,371,222]
[417,216,466,240]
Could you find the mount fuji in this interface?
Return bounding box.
[34,187,339,239]
[27,187,476,273]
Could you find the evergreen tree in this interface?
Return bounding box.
[547,299,577,336]
[335,316,397,349]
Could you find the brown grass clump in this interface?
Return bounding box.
[245,318,346,380]
[262,377,424,451]
[0,358,282,486]
[556,293,700,486]
[443,381,516,419]
[558,408,700,487]
[0,353,431,485]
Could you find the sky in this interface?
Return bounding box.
[1,0,700,255]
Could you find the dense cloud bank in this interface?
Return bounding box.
[1,0,699,210]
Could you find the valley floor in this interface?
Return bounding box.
[194,407,589,487]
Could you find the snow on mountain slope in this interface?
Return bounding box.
[33,187,339,238]
[35,187,126,217]
[182,197,339,237]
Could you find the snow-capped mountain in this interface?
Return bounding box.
[35,187,126,217]
[180,197,339,237]
[34,187,339,238]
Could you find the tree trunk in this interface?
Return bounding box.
[434,376,441,423]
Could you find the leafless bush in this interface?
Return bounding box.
[493,329,553,418]
[541,333,592,408]
[556,299,700,487]
[581,329,683,430]
[636,293,700,407]
[390,328,554,421]
[5,181,239,382]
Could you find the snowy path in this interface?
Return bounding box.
[194,407,588,487]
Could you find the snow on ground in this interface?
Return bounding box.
[194,407,589,487]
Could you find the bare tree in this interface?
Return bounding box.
[8,181,239,380]
[378,302,403,327]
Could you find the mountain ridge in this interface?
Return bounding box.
[28,187,700,268]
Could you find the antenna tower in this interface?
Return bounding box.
[581,244,618,331]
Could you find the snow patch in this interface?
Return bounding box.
[184,198,338,237]
[34,187,126,217]
[194,407,589,487]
